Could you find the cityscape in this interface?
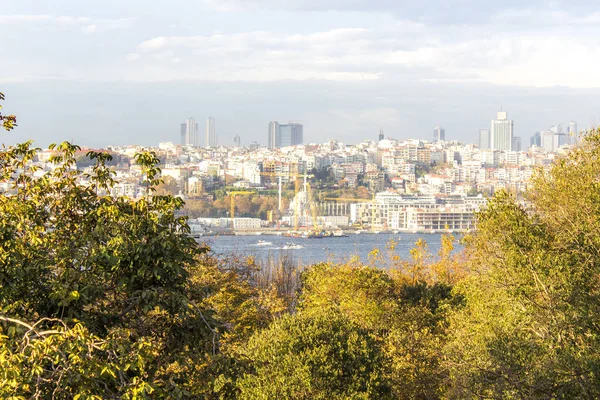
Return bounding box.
[4,109,582,236]
[4,0,600,397]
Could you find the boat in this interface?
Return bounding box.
[256,240,273,246]
[283,242,303,250]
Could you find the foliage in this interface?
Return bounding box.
[237,307,392,399]
[445,129,600,398]
[298,261,453,398]
[299,262,398,331]
[0,92,17,131]
[0,140,219,397]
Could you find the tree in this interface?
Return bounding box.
[298,262,452,399]
[0,139,221,397]
[0,92,17,131]
[237,308,391,399]
[445,129,600,398]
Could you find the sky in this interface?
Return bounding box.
[2,0,600,148]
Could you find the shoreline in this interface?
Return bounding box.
[190,229,469,238]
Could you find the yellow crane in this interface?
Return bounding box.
[227,191,255,220]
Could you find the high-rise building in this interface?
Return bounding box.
[181,118,199,146]
[268,121,279,149]
[479,129,490,150]
[205,117,217,148]
[378,129,384,142]
[530,132,541,147]
[490,111,513,151]
[540,130,555,152]
[433,126,445,142]
[569,121,578,145]
[268,121,303,149]
[234,135,241,148]
[512,136,522,152]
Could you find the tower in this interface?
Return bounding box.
[206,117,217,147]
[569,121,578,145]
[268,121,279,149]
[433,126,445,142]
[490,111,513,151]
[181,118,199,146]
[378,129,384,142]
[479,129,490,150]
[268,122,303,149]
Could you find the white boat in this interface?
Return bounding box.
[283,242,303,250]
[256,240,273,246]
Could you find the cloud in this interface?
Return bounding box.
[0,14,135,33]
[3,3,600,89]
[124,21,600,88]
[81,24,97,34]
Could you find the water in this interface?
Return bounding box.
[199,233,463,266]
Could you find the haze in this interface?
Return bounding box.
[2,0,600,147]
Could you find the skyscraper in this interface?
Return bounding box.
[479,129,490,150]
[569,121,578,145]
[268,121,279,149]
[433,126,445,142]
[205,117,217,147]
[490,111,513,151]
[378,129,384,142]
[530,132,541,147]
[540,130,555,152]
[512,136,522,152]
[268,122,303,149]
[181,118,199,146]
[234,135,241,148]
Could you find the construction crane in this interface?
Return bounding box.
[227,191,255,220]
[260,171,314,214]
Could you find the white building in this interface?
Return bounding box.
[491,111,514,151]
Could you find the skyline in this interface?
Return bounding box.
[2,0,600,147]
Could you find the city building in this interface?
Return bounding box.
[181,118,199,146]
[268,121,303,149]
[530,132,541,147]
[491,111,514,151]
[569,121,578,145]
[234,135,241,148]
[479,129,490,150]
[512,137,521,152]
[206,117,217,148]
[378,129,384,142]
[268,121,279,149]
[433,126,445,142]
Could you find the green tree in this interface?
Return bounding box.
[237,308,391,399]
[298,262,451,399]
[0,138,221,397]
[445,129,600,398]
[0,92,17,131]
